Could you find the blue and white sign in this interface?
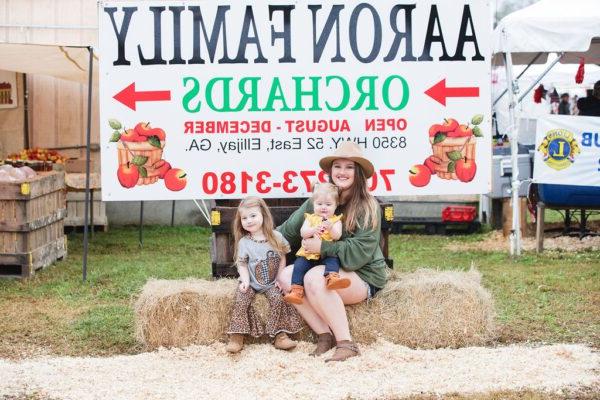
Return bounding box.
[534,115,600,187]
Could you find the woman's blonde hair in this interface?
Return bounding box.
[232,196,287,261]
[311,182,340,204]
[332,161,379,233]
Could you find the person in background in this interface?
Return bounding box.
[558,93,571,115]
[549,88,560,114]
[571,95,579,115]
[577,81,600,117]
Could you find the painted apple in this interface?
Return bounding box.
[135,122,166,140]
[440,118,459,132]
[449,124,473,138]
[408,164,432,187]
[455,158,477,182]
[424,155,442,175]
[428,124,443,137]
[120,128,145,142]
[117,163,139,188]
[153,159,172,179]
[134,122,152,135]
[164,168,187,191]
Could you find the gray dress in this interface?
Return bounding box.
[237,231,290,293]
[227,231,304,337]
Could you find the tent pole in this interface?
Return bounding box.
[517,52,565,104]
[504,51,521,257]
[82,46,94,281]
[493,52,542,106]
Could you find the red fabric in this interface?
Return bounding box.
[575,57,585,84]
[533,84,544,103]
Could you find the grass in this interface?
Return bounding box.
[0,226,598,359]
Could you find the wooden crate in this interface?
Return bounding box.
[0,171,67,278]
[64,190,108,231]
[210,198,393,278]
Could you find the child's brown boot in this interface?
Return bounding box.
[225,334,244,353]
[283,284,304,304]
[273,332,297,350]
[326,272,351,290]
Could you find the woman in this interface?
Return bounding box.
[277,141,388,362]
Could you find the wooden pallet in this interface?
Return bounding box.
[0,171,68,278]
[64,190,108,231]
[0,235,67,278]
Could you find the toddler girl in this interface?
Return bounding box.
[284,183,350,304]
[226,196,303,353]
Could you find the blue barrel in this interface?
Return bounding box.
[538,184,600,208]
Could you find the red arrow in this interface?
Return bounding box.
[424,79,479,106]
[113,82,171,111]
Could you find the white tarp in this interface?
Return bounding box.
[534,115,600,187]
[0,43,96,83]
[492,0,600,65]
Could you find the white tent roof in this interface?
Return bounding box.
[493,0,600,64]
[0,43,96,83]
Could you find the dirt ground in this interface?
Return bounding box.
[1,341,598,400]
[446,230,600,252]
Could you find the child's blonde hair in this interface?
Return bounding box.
[311,182,340,204]
[232,196,287,261]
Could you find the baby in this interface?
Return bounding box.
[284,183,350,304]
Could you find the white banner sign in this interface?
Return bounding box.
[534,115,600,187]
[99,0,492,200]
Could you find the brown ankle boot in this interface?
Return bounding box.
[325,272,351,290]
[309,332,335,356]
[225,334,244,353]
[325,340,360,362]
[283,284,304,304]
[273,332,297,351]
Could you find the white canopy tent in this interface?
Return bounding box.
[493,0,600,65]
[492,0,600,256]
[0,42,96,279]
[0,43,97,84]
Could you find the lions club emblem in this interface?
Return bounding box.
[537,129,580,171]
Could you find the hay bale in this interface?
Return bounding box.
[134,269,496,350]
[350,268,497,348]
[134,279,314,349]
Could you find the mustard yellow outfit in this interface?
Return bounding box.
[296,213,343,260]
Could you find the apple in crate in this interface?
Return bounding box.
[120,128,145,142]
[135,122,166,140]
[448,124,472,138]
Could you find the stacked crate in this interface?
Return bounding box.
[0,171,67,278]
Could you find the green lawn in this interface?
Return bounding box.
[0,226,598,358]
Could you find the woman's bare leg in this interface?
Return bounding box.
[303,266,368,341]
[277,265,330,334]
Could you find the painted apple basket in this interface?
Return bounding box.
[117,141,166,185]
[429,136,476,180]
